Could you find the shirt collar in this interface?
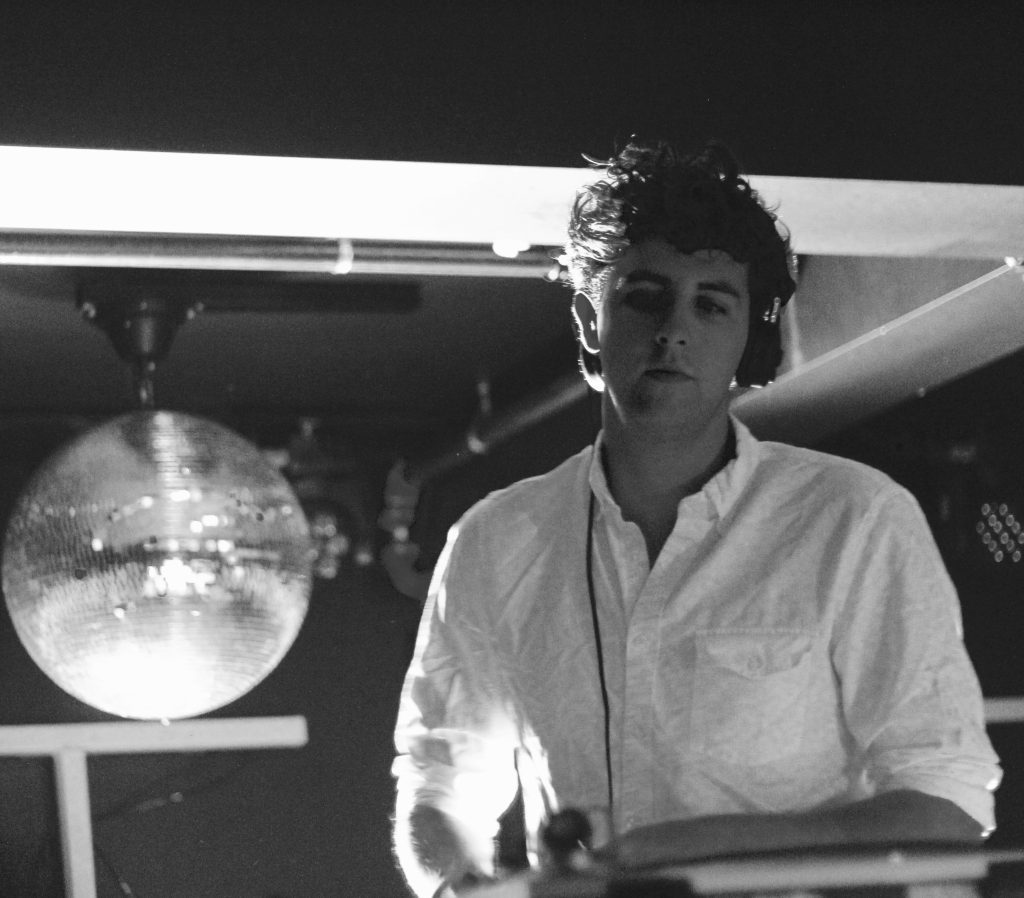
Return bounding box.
[586,413,760,524]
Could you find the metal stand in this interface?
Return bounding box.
[0,716,308,898]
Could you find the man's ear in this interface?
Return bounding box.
[571,292,600,355]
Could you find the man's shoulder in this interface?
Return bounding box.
[752,437,902,502]
[459,445,592,532]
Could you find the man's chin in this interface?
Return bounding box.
[621,388,733,433]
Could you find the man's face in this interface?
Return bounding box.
[584,238,750,439]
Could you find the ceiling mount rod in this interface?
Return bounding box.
[412,372,588,483]
[0,231,562,278]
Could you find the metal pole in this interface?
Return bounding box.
[54,748,97,898]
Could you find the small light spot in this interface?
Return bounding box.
[492,239,531,259]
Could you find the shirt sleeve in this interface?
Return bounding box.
[392,516,521,875]
[831,484,1002,833]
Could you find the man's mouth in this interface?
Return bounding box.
[644,367,693,381]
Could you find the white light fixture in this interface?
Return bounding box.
[2,145,1023,258]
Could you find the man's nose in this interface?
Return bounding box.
[655,298,690,345]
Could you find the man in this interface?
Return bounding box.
[392,141,1001,898]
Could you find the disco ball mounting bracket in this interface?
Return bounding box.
[78,293,201,408]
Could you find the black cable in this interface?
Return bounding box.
[94,844,137,897]
[94,751,256,823]
[585,490,614,812]
[23,750,257,895]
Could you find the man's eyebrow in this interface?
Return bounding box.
[622,269,671,287]
[624,270,743,300]
[698,279,744,300]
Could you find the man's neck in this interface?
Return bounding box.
[600,413,734,562]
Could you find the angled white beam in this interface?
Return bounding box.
[733,262,1024,444]
[0,146,1021,258]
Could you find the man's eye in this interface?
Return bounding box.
[622,289,669,312]
[696,296,727,316]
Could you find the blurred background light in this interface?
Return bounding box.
[977,502,1023,564]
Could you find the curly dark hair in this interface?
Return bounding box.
[564,140,796,387]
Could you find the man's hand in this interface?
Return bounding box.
[407,805,496,898]
[433,869,499,898]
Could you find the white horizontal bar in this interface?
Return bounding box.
[753,175,1024,260]
[681,850,990,893]
[0,716,308,756]
[0,146,586,246]
[983,698,1024,724]
[0,146,1021,258]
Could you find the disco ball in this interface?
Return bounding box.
[2,411,313,720]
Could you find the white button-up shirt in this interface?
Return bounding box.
[393,420,1001,873]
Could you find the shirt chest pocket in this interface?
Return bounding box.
[691,630,815,766]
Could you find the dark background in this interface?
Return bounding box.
[1,2,1023,896]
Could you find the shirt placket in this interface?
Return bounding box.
[615,506,715,834]
[619,575,661,832]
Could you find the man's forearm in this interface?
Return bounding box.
[614,791,985,868]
